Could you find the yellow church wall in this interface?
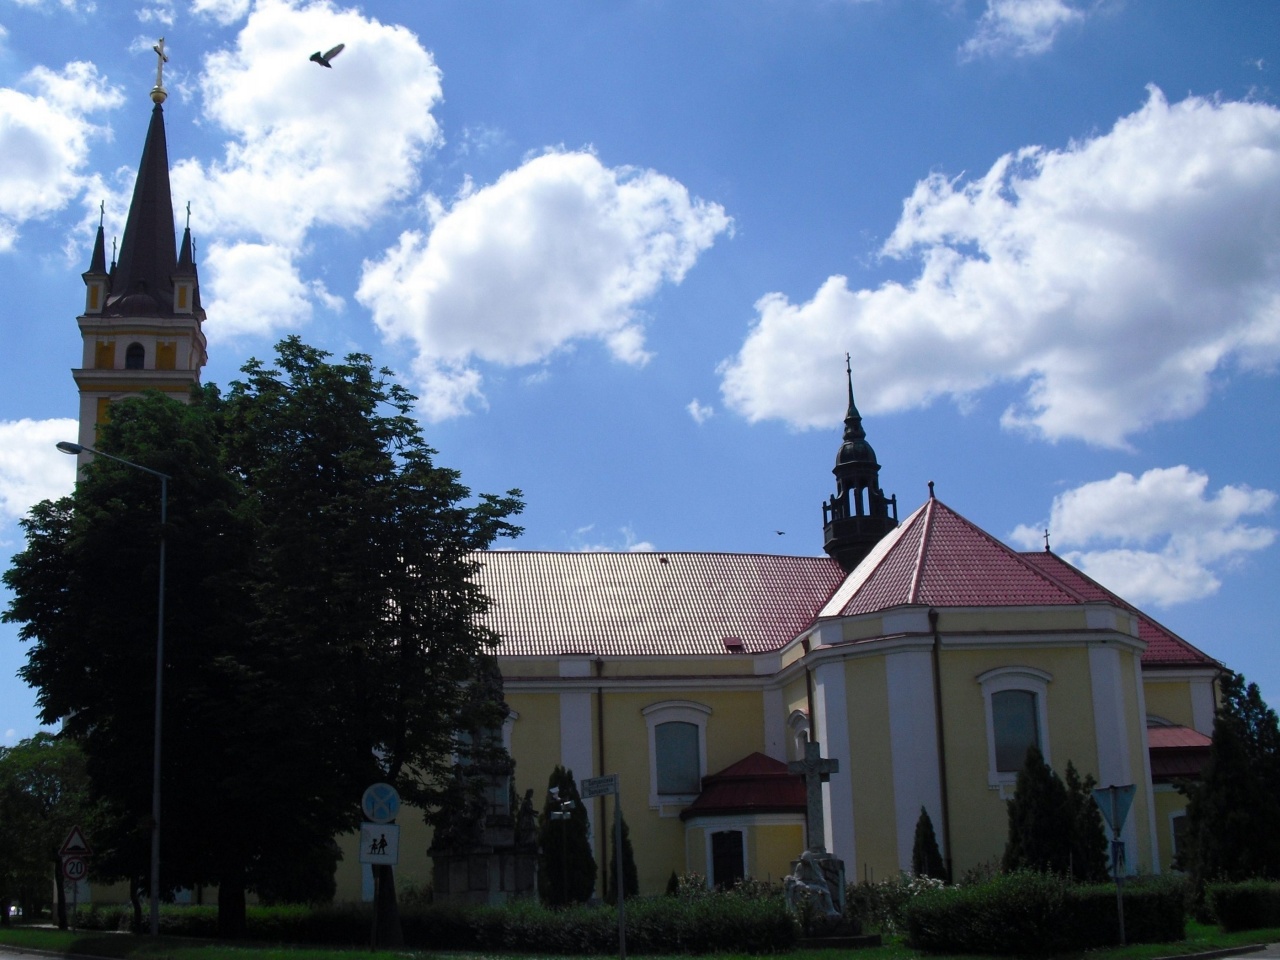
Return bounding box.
[1143,680,1196,728]
[507,691,562,795]
[685,826,708,878]
[841,655,900,881]
[750,823,805,884]
[935,645,1102,874]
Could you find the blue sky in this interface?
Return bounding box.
[1,0,1278,745]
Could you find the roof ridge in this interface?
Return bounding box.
[908,497,934,604]
[1023,550,1219,666]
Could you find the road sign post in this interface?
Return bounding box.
[582,774,626,960]
[1092,784,1137,946]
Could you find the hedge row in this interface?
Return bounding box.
[905,872,1186,955]
[1208,881,1280,932]
[73,895,797,955]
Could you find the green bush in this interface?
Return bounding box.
[63,889,795,954]
[1209,880,1280,932]
[905,871,1185,955]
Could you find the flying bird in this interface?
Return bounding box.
[310,43,345,68]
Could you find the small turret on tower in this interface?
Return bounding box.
[821,356,898,572]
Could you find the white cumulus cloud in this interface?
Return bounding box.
[191,0,250,24]
[1010,467,1277,606]
[962,0,1085,60]
[0,419,79,521]
[0,62,122,251]
[358,150,732,420]
[720,88,1280,448]
[168,0,443,341]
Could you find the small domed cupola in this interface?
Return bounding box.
[821,356,898,572]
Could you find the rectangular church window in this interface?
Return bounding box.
[993,689,1040,772]
[655,720,700,795]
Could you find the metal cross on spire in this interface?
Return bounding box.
[788,739,839,853]
[151,38,169,104]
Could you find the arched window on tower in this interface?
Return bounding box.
[125,343,145,370]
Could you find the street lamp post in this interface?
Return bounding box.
[58,440,170,937]
[548,787,575,905]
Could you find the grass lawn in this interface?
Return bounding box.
[0,921,1276,960]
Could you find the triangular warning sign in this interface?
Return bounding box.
[60,825,92,857]
[1091,785,1136,837]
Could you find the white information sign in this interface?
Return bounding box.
[359,822,400,865]
[580,774,619,798]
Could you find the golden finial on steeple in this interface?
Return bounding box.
[151,37,169,104]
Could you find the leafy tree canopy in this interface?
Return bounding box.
[4,338,523,935]
[538,766,596,906]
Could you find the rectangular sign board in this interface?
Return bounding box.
[359,822,400,865]
[580,774,619,798]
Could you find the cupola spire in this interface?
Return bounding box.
[821,356,898,571]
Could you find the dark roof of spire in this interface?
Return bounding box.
[106,102,177,316]
[836,362,878,468]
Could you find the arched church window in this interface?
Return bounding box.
[125,342,145,369]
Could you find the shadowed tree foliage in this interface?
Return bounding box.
[1179,671,1280,883]
[4,339,523,941]
[1064,761,1109,882]
[911,806,946,880]
[538,766,596,907]
[1002,747,1109,881]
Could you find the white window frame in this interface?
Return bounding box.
[977,666,1052,788]
[642,700,711,810]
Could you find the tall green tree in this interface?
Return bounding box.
[1179,671,1280,882]
[1063,761,1109,882]
[0,734,91,927]
[911,806,946,881]
[538,766,596,906]
[1003,746,1071,875]
[5,339,523,940]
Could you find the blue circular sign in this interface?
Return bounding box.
[361,782,400,824]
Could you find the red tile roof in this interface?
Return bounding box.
[1022,552,1219,669]
[679,752,806,820]
[822,497,1089,616]
[1147,724,1212,782]
[474,551,845,657]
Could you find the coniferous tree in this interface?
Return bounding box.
[1179,671,1280,882]
[605,811,639,904]
[538,766,596,906]
[911,806,946,880]
[1002,746,1072,874]
[1063,761,1109,882]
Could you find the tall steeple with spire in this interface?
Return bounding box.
[71,38,206,461]
[821,357,898,572]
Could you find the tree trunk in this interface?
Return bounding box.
[129,882,142,934]
[217,866,247,940]
[373,864,403,948]
[53,860,67,929]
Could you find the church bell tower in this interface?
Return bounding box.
[71,38,206,465]
[821,358,897,572]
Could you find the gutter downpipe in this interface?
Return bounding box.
[595,656,607,898]
[928,608,954,882]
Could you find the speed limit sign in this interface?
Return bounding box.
[62,856,87,882]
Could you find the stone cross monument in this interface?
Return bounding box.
[786,739,846,918]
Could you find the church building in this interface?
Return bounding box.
[74,65,1219,904]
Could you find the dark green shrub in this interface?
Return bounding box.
[905,872,1185,955]
[1209,880,1280,932]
